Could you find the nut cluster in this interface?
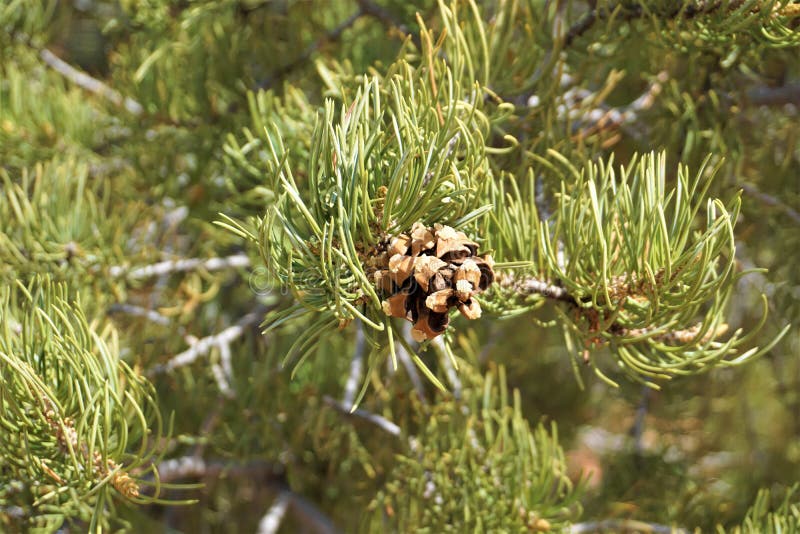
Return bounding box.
[371,223,495,341]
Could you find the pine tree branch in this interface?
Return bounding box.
[564,7,599,48]
[499,274,576,304]
[535,177,554,222]
[210,344,235,399]
[256,1,417,90]
[522,69,667,147]
[257,10,363,89]
[563,1,757,48]
[354,0,411,36]
[150,308,263,375]
[739,183,800,225]
[553,71,668,145]
[285,494,342,534]
[342,319,366,408]
[395,322,427,402]
[746,82,800,107]
[569,519,687,533]
[150,458,285,499]
[155,455,220,481]
[629,385,651,456]
[563,3,652,48]
[433,336,461,399]
[39,49,144,115]
[109,254,251,280]
[107,303,173,327]
[323,396,402,437]
[217,335,236,397]
[256,492,291,534]
[152,457,340,534]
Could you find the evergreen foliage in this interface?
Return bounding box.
[366,366,582,532]
[0,279,178,532]
[1,0,799,532]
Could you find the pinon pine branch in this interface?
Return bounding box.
[484,151,788,386]
[0,278,185,531]
[218,28,497,387]
[366,365,584,531]
[729,484,800,533]
[220,1,788,390]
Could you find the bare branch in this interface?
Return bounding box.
[740,183,800,225]
[567,71,668,144]
[355,0,410,35]
[106,303,173,327]
[256,0,419,90]
[109,254,251,280]
[747,83,800,107]
[153,457,283,485]
[257,10,363,89]
[432,336,461,399]
[563,2,735,49]
[396,322,427,401]
[210,362,235,399]
[342,319,366,407]
[150,309,262,375]
[535,177,554,222]
[285,494,342,534]
[569,519,687,533]
[155,455,211,480]
[40,49,144,115]
[152,457,340,534]
[323,396,401,437]
[499,274,575,303]
[256,492,291,534]
[564,8,598,48]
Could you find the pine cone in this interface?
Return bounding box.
[373,223,494,341]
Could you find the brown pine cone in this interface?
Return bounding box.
[373,223,494,341]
